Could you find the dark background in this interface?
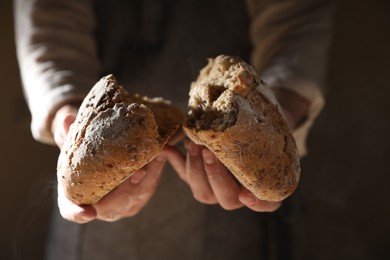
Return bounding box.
[1,1,58,260]
[1,0,389,259]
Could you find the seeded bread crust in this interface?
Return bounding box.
[184,55,300,201]
[57,75,184,205]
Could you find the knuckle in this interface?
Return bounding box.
[206,171,221,181]
[134,187,151,201]
[124,207,141,217]
[194,192,217,204]
[205,167,226,182]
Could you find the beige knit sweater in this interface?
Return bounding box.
[14,0,333,156]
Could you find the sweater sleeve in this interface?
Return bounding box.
[14,0,100,144]
[246,0,334,156]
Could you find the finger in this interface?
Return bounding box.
[129,169,146,184]
[139,151,167,188]
[53,114,76,148]
[95,152,167,221]
[94,177,136,221]
[120,152,167,216]
[186,142,217,204]
[51,104,78,148]
[239,189,282,212]
[57,183,97,223]
[59,202,97,224]
[167,128,186,145]
[202,149,243,210]
[165,145,187,182]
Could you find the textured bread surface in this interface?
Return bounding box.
[57,75,184,205]
[184,55,300,201]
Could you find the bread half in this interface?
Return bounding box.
[57,75,184,205]
[184,55,300,201]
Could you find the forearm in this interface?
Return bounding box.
[246,0,335,155]
[14,0,100,144]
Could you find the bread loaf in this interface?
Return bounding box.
[184,55,300,201]
[57,75,184,205]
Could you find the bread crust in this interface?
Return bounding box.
[184,55,300,201]
[57,75,183,205]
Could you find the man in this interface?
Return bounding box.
[14,0,333,259]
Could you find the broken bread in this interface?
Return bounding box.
[57,75,184,205]
[184,55,300,201]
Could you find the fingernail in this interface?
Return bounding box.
[202,149,214,164]
[130,170,146,184]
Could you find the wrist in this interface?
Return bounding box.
[271,87,310,130]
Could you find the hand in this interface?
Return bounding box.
[166,142,281,212]
[51,104,167,223]
[57,153,167,223]
[165,89,309,213]
[271,87,310,130]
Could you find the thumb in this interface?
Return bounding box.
[52,104,79,148]
[53,113,76,148]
